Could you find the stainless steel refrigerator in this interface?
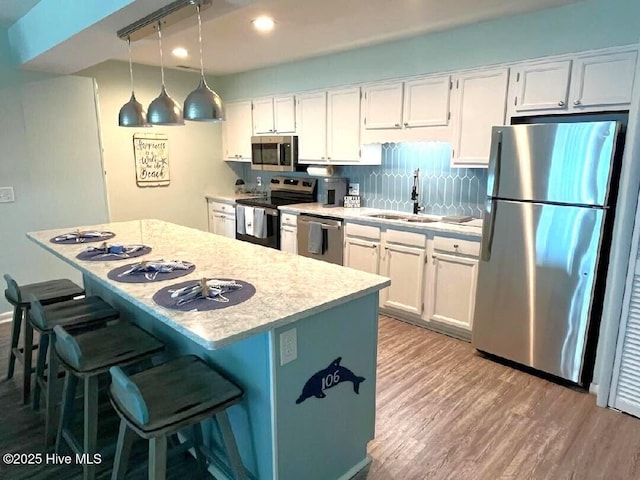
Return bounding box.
[472,121,622,385]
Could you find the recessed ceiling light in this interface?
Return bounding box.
[252,16,275,33]
[172,47,189,58]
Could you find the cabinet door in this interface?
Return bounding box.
[280,226,298,254]
[327,87,361,163]
[253,97,274,134]
[362,82,403,129]
[403,75,451,127]
[427,252,478,331]
[223,101,253,160]
[274,95,296,133]
[210,213,226,236]
[380,243,425,316]
[514,60,571,112]
[344,237,379,274]
[297,92,327,163]
[223,214,236,239]
[571,51,637,109]
[451,67,509,168]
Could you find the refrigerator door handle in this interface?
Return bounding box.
[481,198,497,262]
[487,129,503,198]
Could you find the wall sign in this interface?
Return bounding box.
[133,133,170,187]
[296,357,365,404]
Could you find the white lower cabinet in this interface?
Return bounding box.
[378,229,427,316]
[424,236,479,334]
[280,212,298,254]
[344,237,380,275]
[207,200,236,239]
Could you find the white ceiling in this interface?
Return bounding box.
[5,0,580,75]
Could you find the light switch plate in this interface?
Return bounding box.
[0,187,15,203]
[280,328,297,365]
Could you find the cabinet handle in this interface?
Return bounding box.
[327,157,331,160]
[404,122,409,127]
[574,100,582,106]
[321,156,325,160]
[394,123,400,127]
[453,244,459,248]
[558,101,565,107]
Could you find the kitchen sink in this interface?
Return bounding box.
[365,213,411,220]
[405,217,438,223]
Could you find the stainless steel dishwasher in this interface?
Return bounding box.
[297,214,344,265]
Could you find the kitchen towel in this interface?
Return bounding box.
[254,208,267,239]
[244,206,255,236]
[308,221,324,255]
[236,206,246,235]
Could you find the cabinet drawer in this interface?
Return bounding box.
[281,213,298,226]
[434,236,480,257]
[208,200,234,214]
[345,223,381,240]
[384,229,426,248]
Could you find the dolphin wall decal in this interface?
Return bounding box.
[296,357,365,404]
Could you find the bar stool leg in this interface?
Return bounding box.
[7,305,22,380]
[149,436,167,480]
[22,318,34,404]
[111,419,136,480]
[33,332,50,410]
[215,411,247,480]
[83,376,99,480]
[56,372,79,454]
[192,423,208,479]
[45,338,61,447]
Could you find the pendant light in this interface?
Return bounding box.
[183,3,225,122]
[147,21,184,126]
[118,38,148,127]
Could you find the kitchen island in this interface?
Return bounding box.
[27,219,389,480]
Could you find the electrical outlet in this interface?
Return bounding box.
[0,187,15,203]
[280,328,297,366]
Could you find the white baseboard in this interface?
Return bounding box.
[0,311,12,325]
[589,382,599,396]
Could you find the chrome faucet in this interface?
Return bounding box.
[411,169,424,214]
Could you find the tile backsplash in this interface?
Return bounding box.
[231,142,487,218]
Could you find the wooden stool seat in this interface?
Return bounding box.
[30,296,119,333]
[54,322,164,480]
[109,356,247,480]
[29,296,120,446]
[4,273,84,405]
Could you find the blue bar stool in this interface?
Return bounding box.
[54,322,164,480]
[109,355,247,480]
[4,273,84,404]
[29,296,120,446]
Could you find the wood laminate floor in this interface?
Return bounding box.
[1,316,640,479]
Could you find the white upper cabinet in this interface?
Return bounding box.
[362,75,451,131]
[451,67,509,168]
[327,87,361,163]
[362,82,404,129]
[252,95,296,134]
[570,51,637,109]
[296,91,327,163]
[513,60,572,112]
[403,75,451,127]
[222,100,253,161]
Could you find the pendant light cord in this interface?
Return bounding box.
[157,22,166,87]
[196,4,205,79]
[127,37,135,93]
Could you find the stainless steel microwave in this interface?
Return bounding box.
[251,135,298,172]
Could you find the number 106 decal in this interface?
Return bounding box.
[296,357,365,404]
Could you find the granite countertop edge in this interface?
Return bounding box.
[278,203,483,238]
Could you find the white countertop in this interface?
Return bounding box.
[205,193,263,204]
[278,203,483,238]
[27,220,389,350]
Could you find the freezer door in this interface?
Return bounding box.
[488,121,619,206]
[472,199,604,383]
